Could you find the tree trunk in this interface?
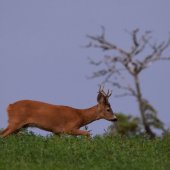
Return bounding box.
[134,74,155,139]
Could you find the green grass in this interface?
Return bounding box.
[0,129,170,170]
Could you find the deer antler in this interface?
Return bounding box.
[108,88,113,97]
[98,84,113,98]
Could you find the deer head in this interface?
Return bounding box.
[97,84,117,122]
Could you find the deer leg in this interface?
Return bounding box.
[1,124,22,138]
[0,127,9,135]
[67,129,90,138]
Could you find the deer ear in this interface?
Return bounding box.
[97,93,105,104]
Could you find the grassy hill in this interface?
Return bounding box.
[0,129,170,170]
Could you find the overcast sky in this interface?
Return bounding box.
[0,1,170,136]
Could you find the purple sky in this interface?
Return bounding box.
[0,1,170,136]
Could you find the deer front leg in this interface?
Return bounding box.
[66,129,90,138]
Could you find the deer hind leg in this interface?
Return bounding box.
[0,127,9,135]
[0,123,22,138]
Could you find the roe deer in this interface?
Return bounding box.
[0,85,117,138]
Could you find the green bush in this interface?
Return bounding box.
[104,113,142,137]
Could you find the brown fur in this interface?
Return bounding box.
[0,91,117,138]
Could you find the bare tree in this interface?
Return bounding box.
[86,27,170,138]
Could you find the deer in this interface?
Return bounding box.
[0,85,117,138]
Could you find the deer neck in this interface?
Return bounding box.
[80,105,101,127]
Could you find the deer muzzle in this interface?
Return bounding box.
[111,118,117,122]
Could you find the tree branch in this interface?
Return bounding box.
[86,27,128,56]
[115,93,135,98]
[108,81,137,97]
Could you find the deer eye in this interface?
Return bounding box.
[107,109,110,113]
